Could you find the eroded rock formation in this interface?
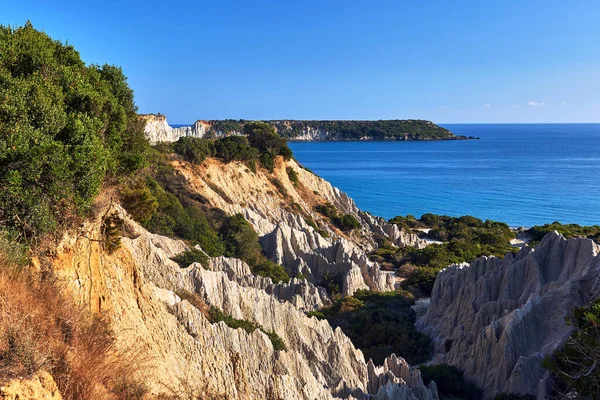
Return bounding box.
[417,232,600,398]
[174,157,424,295]
[50,205,437,399]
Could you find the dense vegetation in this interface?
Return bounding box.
[208,119,470,140]
[543,299,600,398]
[307,290,431,365]
[372,214,517,296]
[528,221,600,245]
[419,364,483,400]
[0,23,149,243]
[122,164,290,283]
[315,202,361,232]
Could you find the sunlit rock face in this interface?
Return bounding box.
[51,204,438,399]
[417,232,600,398]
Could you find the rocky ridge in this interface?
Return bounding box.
[417,232,600,398]
[174,157,425,295]
[49,204,438,399]
[140,115,467,144]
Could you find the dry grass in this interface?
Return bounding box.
[0,251,148,399]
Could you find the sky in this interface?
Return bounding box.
[2,0,600,123]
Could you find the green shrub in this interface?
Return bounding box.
[306,311,326,320]
[120,180,159,224]
[419,364,483,400]
[270,178,288,196]
[244,121,293,171]
[338,214,361,231]
[0,23,149,241]
[262,330,287,351]
[286,167,299,186]
[315,202,338,220]
[251,259,290,284]
[220,214,262,263]
[213,135,258,163]
[208,307,286,350]
[543,299,600,398]
[402,267,439,297]
[316,290,431,365]
[321,272,344,297]
[528,221,600,244]
[172,248,208,268]
[173,137,214,164]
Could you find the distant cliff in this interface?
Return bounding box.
[140,114,474,143]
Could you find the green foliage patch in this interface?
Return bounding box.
[313,290,431,365]
[543,299,600,398]
[528,221,600,245]
[209,119,460,140]
[0,23,149,241]
[315,202,362,232]
[209,307,286,351]
[172,248,208,268]
[375,214,517,296]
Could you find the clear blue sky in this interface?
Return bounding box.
[3,0,600,123]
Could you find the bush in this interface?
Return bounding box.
[0,23,149,242]
[419,364,483,400]
[315,202,338,220]
[244,121,293,171]
[286,167,299,186]
[543,299,600,398]
[338,214,361,231]
[172,248,208,268]
[270,178,288,196]
[402,267,439,297]
[220,214,263,264]
[208,307,286,350]
[173,137,214,164]
[120,179,159,224]
[213,135,258,164]
[528,221,600,244]
[251,259,290,284]
[316,290,431,365]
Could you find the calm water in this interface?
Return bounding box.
[288,124,600,227]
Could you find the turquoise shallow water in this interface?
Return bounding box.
[288,124,600,227]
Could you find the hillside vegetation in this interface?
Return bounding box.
[371,214,517,296]
[208,119,470,140]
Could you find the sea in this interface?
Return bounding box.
[288,124,600,227]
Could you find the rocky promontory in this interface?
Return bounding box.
[417,232,600,398]
[140,114,474,144]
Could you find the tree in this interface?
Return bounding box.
[173,137,214,164]
[0,23,149,241]
[544,299,600,398]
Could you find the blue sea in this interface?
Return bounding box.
[288,124,600,227]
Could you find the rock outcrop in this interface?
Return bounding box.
[140,115,465,143]
[0,372,62,400]
[50,205,437,399]
[140,114,217,143]
[417,232,600,398]
[174,157,424,295]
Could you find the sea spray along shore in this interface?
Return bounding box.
[1,23,599,400]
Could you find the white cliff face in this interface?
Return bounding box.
[141,114,217,143]
[52,205,437,400]
[417,232,600,398]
